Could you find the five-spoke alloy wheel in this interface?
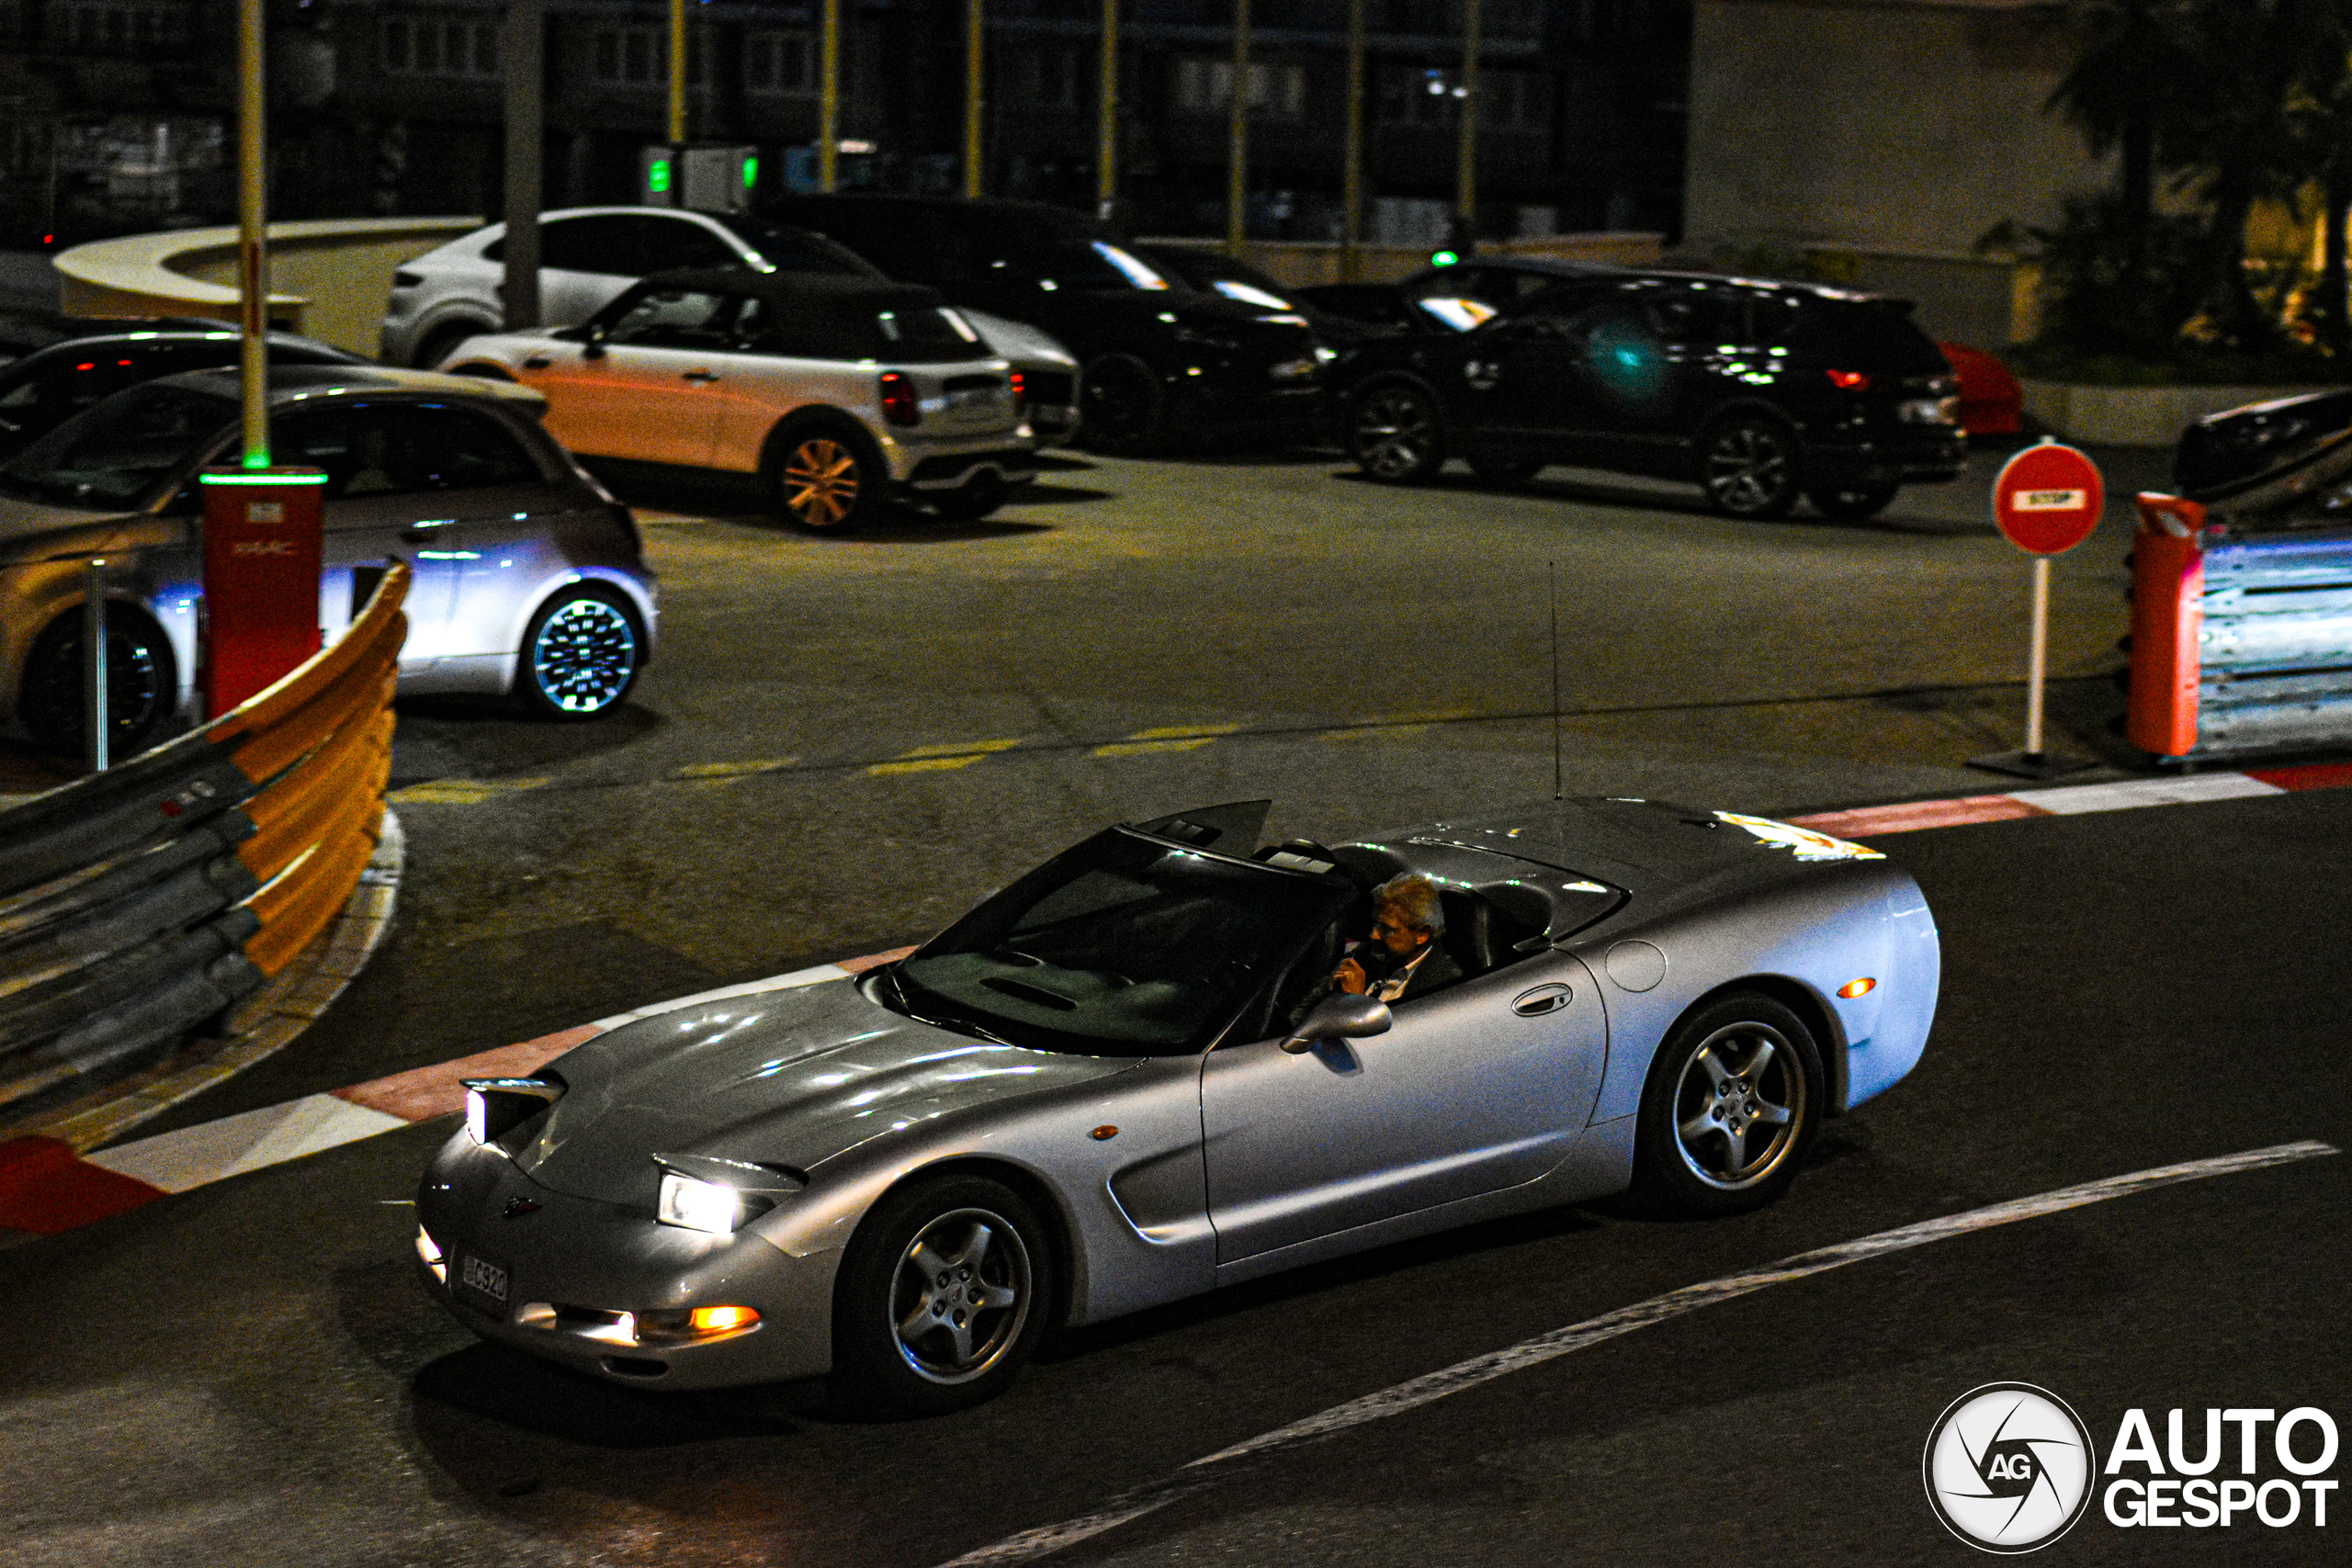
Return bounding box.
[1635,993,1821,1215]
[516,585,641,720]
[835,1174,1054,1413]
[767,417,889,531]
[1699,414,1803,519]
[1348,383,1447,483]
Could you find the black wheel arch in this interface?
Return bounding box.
[760,405,879,473]
[19,596,183,750]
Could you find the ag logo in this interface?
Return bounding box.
[1923,1383,2096,1552]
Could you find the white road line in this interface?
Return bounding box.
[85,1094,409,1194]
[933,1139,2338,1568]
[2008,774,2283,814]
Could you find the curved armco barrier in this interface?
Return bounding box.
[0,565,409,1122]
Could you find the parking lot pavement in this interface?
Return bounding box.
[0,785,2343,1567]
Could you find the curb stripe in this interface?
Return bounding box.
[84,1094,407,1194]
[1785,766,2335,839]
[929,1140,2340,1568]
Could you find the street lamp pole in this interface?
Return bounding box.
[1097,0,1118,218]
[667,0,687,147]
[1454,0,1480,251]
[1227,0,1250,254]
[819,0,840,192]
[234,0,267,465]
[1341,0,1363,281]
[501,0,542,331]
[965,0,985,198]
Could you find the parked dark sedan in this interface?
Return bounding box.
[0,326,366,461]
[1329,271,1964,520]
[779,197,1324,453]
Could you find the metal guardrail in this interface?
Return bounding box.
[2127,495,2352,759]
[0,565,408,1113]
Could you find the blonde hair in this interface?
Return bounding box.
[1373,873,1445,936]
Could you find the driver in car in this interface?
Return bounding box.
[1332,874,1460,1003]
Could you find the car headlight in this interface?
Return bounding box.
[658,1170,748,1235]
[463,1077,563,1146]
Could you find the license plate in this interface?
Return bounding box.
[946,386,998,409]
[454,1252,511,1315]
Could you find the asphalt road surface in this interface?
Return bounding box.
[10,443,2345,1565]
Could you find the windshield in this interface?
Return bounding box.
[0,381,229,508]
[883,828,1351,1056]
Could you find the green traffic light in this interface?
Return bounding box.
[648,159,671,194]
[1430,250,1459,266]
[743,156,758,190]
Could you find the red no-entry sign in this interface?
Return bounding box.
[1993,441,2105,555]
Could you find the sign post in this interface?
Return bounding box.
[1973,437,2105,778]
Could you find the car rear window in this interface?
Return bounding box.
[1781,298,1948,371]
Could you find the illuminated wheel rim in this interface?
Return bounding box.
[1351,389,1438,479]
[888,1206,1033,1385]
[529,597,636,714]
[781,437,863,527]
[1670,1020,1806,1190]
[1702,422,1796,514]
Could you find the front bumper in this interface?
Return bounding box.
[415,1131,841,1390]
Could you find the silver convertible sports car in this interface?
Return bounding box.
[418,796,1939,1412]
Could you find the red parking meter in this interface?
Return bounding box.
[200,467,326,716]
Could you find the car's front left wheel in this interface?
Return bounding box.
[1348,382,1447,483]
[1633,993,1821,1216]
[1699,414,1802,519]
[832,1173,1055,1415]
[514,584,641,720]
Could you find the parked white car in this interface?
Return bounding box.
[383,207,1080,447]
[445,269,1035,528]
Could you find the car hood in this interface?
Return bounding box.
[513,975,1141,1204]
[957,309,1077,370]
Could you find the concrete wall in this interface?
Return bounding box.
[55,218,481,356]
[1684,0,2105,343]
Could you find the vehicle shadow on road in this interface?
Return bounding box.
[390,694,664,782]
[411,1342,810,1448]
[1326,465,1996,536]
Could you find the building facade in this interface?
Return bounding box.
[0,0,1690,243]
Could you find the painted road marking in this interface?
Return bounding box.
[1094,722,1245,759]
[678,758,798,779]
[386,777,550,806]
[84,1094,406,1194]
[929,1141,2339,1568]
[871,739,1024,776]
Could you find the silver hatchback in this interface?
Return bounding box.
[0,365,659,753]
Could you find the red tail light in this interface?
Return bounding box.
[1826,368,1871,390]
[878,370,921,426]
[1008,369,1025,412]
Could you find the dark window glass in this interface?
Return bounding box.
[1642,286,1742,344]
[710,213,881,276]
[883,829,1352,1056]
[0,382,232,508]
[277,402,539,500]
[538,216,642,276]
[602,288,739,349]
[635,216,740,272]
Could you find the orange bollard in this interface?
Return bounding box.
[2126,492,2208,757]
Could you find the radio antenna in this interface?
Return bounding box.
[1549,559,1564,801]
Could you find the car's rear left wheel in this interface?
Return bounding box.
[18,604,177,756]
[833,1174,1054,1415]
[1634,993,1820,1216]
[767,419,889,532]
[1699,415,1802,519]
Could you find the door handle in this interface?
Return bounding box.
[1511,983,1572,1017]
[522,355,551,369]
[681,368,720,382]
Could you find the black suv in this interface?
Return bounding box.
[780,196,1324,453]
[1329,271,1964,520]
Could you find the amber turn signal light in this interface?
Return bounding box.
[1090,1125,1119,1140]
[690,1305,759,1335]
[1837,977,1876,998]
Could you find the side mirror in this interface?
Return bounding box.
[1280,993,1393,1055]
[582,334,606,361]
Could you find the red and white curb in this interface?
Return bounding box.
[6,760,2349,1240]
